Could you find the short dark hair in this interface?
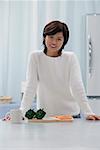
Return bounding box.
[43,20,69,54]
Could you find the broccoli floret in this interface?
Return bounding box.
[34,109,46,119]
[25,109,36,119]
[25,108,46,120]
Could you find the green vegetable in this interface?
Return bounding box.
[25,109,36,119]
[34,109,46,119]
[25,108,46,120]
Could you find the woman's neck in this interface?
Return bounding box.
[46,50,61,57]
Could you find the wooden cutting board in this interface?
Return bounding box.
[28,117,74,123]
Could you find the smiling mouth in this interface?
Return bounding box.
[50,45,57,48]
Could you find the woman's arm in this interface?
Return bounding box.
[69,53,98,119]
[20,52,38,116]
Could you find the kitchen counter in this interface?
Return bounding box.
[0,119,100,150]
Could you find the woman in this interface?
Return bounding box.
[20,20,100,120]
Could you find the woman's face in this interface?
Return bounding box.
[45,32,64,55]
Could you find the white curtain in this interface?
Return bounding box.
[0,0,100,102]
[0,1,38,101]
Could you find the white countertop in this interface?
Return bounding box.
[0,119,100,150]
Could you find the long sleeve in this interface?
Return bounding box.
[20,52,38,116]
[70,53,95,117]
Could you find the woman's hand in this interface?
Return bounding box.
[86,115,100,120]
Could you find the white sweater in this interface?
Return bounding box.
[20,51,94,117]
